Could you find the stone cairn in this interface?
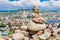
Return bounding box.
[0,6,60,40]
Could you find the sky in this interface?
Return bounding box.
[0,0,60,10]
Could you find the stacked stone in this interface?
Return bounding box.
[1,6,60,40]
[1,24,60,40]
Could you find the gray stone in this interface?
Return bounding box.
[32,34,40,40]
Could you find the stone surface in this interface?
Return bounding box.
[24,37,29,40]
[32,34,40,40]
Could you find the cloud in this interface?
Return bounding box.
[0,0,9,3]
[40,0,60,9]
[9,0,42,6]
[53,1,60,7]
[0,0,60,10]
[0,0,47,6]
